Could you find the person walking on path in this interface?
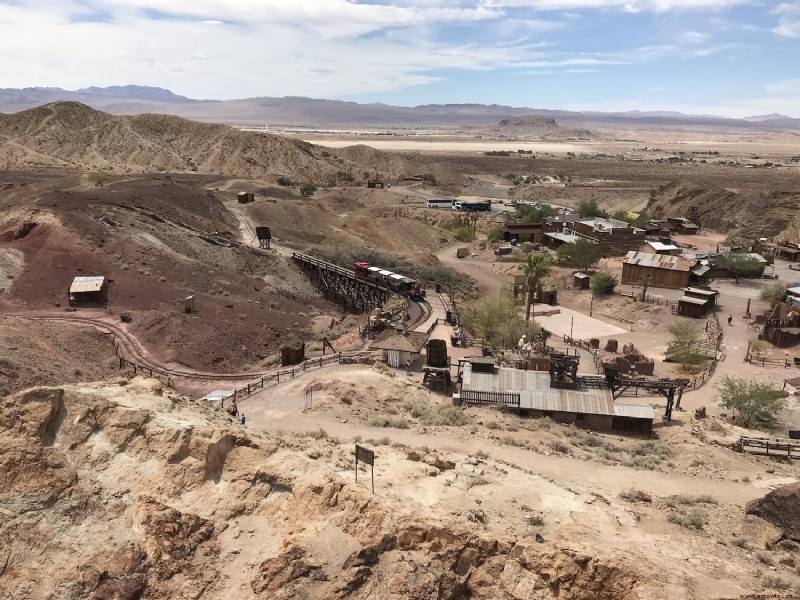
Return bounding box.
[727,315,733,326]
[241,414,246,425]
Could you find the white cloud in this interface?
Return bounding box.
[773,2,800,37]
[479,0,753,11]
[765,78,800,95]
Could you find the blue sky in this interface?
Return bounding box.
[0,0,798,117]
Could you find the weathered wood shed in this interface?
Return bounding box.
[621,251,696,289]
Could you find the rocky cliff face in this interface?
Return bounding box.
[0,378,644,599]
[646,180,800,239]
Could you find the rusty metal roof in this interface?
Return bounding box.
[69,276,106,293]
[624,251,694,272]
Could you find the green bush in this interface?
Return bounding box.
[590,271,617,295]
[299,183,318,197]
[761,283,787,305]
[487,225,503,242]
[277,176,294,187]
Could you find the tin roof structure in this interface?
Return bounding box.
[69,276,106,293]
[370,330,429,353]
[461,364,615,415]
[645,241,680,252]
[613,404,655,419]
[624,251,695,272]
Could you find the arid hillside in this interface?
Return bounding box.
[0,102,417,182]
[0,379,683,599]
[646,180,800,240]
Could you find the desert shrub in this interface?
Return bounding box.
[619,489,653,503]
[632,441,671,458]
[277,176,294,187]
[299,183,318,197]
[465,476,491,489]
[762,576,790,590]
[484,420,500,430]
[527,515,545,527]
[757,551,775,565]
[422,173,437,185]
[368,415,410,429]
[590,271,617,295]
[340,395,353,405]
[666,494,717,507]
[474,449,489,459]
[500,435,527,448]
[421,405,471,427]
[667,508,707,530]
[731,537,748,549]
[299,427,330,440]
[550,441,570,454]
[487,225,503,243]
[761,283,788,305]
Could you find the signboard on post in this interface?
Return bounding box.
[354,444,375,494]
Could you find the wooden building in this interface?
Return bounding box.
[68,276,108,306]
[544,217,645,255]
[640,241,680,255]
[677,287,720,318]
[776,243,800,261]
[370,329,430,368]
[667,217,700,234]
[621,252,698,289]
[237,191,255,204]
[502,221,544,243]
[762,303,800,348]
[454,360,653,435]
[367,180,385,189]
[573,272,591,289]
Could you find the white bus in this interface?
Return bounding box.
[452,200,463,211]
[425,198,454,209]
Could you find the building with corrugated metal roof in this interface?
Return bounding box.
[455,361,653,435]
[68,276,108,306]
[621,251,707,289]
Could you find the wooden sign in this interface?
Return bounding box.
[355,444,375,494]
[355,444,375,466]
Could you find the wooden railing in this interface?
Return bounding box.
[458,389,521,409]
[739,436,799,459]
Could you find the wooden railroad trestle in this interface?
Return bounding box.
[293,252,391,312]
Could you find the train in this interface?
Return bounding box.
[353,262,426,300]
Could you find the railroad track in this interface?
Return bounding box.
[2,314,269,382]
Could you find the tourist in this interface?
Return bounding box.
[727,315,733,326]
[241,414,246,425]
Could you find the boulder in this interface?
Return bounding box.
[746,482,800,542]
[736,515,784,549]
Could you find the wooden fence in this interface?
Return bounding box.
[744,342,800,368]
[616,289,680,308]
[458,389,521,410]
[739,436,799,459]
[114,334,376,402]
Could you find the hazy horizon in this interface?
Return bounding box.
[1,1,798,119]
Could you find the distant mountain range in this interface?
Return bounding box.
[0,86,798,131]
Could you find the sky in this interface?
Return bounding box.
[0,0,799,117]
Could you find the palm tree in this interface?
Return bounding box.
[524,253,552,322]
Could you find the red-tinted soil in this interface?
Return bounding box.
[0,183,328,373]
